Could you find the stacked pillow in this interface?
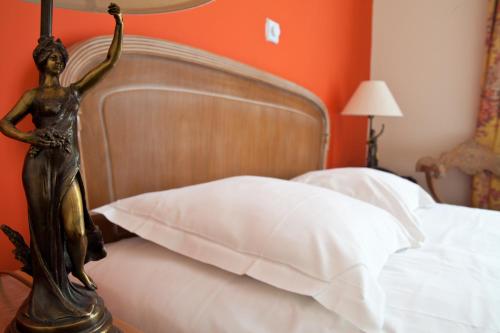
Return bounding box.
[95,169,434,332]
[293,167,435,245]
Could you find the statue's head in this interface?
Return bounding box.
[33,37,69,75]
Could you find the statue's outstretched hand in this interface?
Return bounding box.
[108,3,122,25]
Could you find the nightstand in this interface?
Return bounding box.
[114,318,142,333]
[0,272,142,333]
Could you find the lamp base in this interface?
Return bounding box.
[5,297,121,333]
[366,144,379,168]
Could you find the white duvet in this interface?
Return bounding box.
[86,203,500,333]
[382,204,500,333]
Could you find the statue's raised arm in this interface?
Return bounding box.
[73,3,123,95]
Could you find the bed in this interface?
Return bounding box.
[21,35,498,332]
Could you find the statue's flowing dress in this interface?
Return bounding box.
[22,85,106,321]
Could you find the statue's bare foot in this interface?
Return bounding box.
[73,270,97,290]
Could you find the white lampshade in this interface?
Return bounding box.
[24,0,214,14]
[341,80,403,117]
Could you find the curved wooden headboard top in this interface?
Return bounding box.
[61,35,330,209]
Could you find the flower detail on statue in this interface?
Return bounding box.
[28,127,72,157]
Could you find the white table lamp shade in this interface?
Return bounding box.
[341,81,403,117]
[24,0,214,14]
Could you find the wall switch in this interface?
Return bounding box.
[265,18,281,44]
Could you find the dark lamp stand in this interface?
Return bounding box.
[2,1,122,332]
[366,115,385,168]
[41,0,53,37]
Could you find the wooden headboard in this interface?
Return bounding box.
[61,35,329,210]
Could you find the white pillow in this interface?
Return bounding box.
[292,167,435,244]
[94,176,412,332]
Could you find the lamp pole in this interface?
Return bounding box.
[367,115,384,169]
[40,0,53,37]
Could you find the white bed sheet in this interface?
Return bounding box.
[86,204,500,333]
[86,237,358,333]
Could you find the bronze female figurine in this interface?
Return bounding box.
[0,3,123,332]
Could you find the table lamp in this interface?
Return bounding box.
[1,1,212,333]
[341,80,403,168]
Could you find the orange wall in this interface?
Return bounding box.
[0,0,371,270]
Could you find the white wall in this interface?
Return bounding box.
[371,0,489,205]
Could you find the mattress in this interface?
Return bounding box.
[85,203,500,333]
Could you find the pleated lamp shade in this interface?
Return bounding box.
[341,81,403,117]
[24,0,214,14]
